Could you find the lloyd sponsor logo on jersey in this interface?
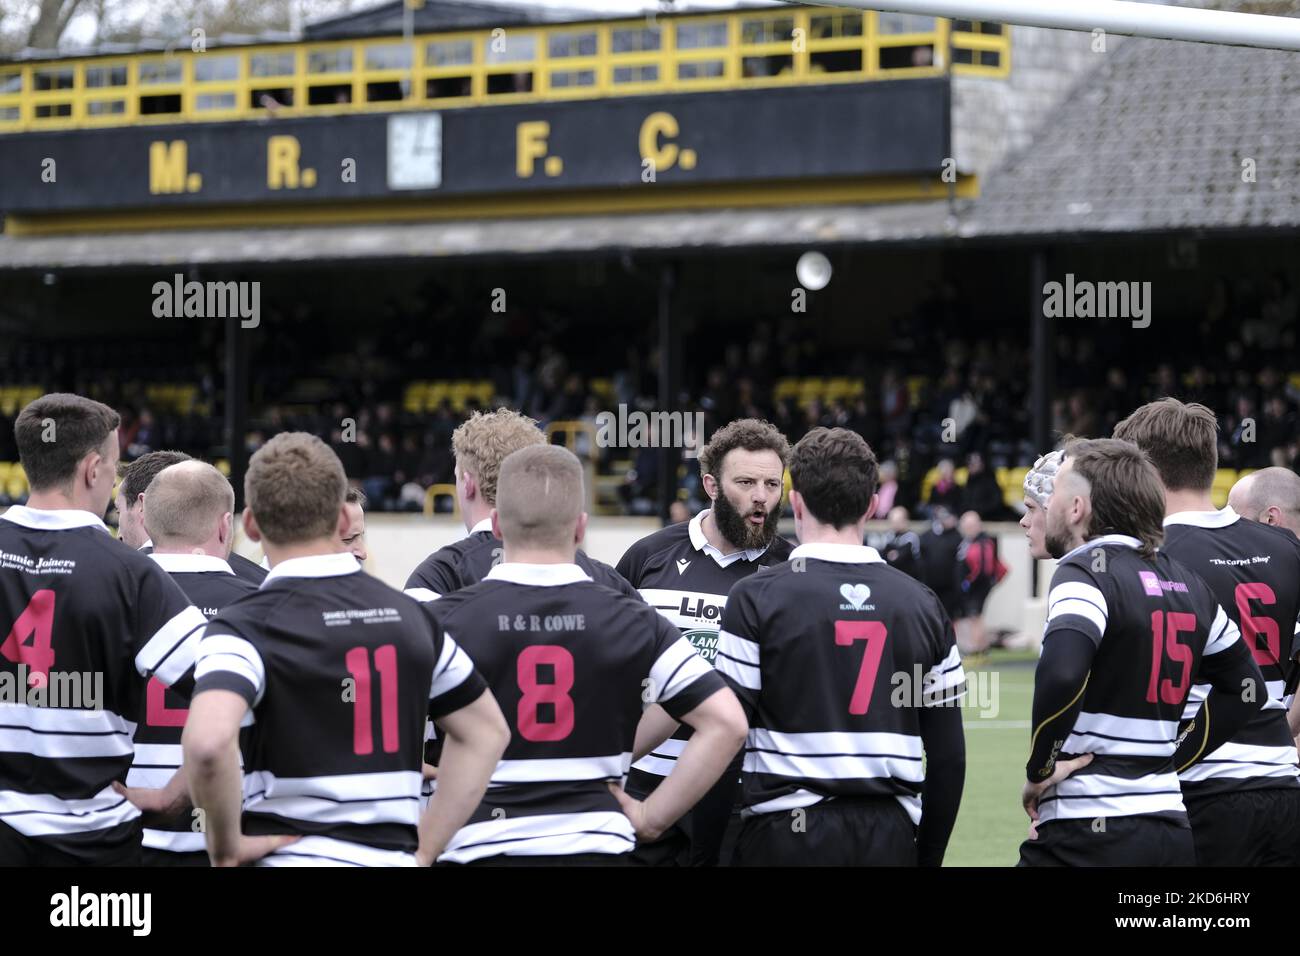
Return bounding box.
[678,595,723,623]
[683,628,720,662]
[1138,571,1189,597]
[49,886,151,936]
[839,583,874,611]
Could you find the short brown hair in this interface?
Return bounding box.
[15,393,121,492]
[119,450,193,504]
[789,427,878,528]
[345,486,367,508]
[698,418,791,481]
[246,432,346,545]
[496,445,583,550]
[451,408,545,506]
[1113,398,1218,492]
[1063,437,1166,559]
[144,460,234,548]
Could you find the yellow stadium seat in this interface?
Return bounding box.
[215,459,231,477]
[6,475,26,500]
[774,379,801,402]
[1003,467,1030,508]
[1210,469,1237,509]
[0,462,11,483]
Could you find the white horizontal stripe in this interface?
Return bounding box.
[1037,790,1186,823]
[1071,711,1178,742]
[745,789,826,814]
[646,737,687,759]
[431,635,475,701]
[715,653,760,690]
[744,749,923,783]
[650,637,714,701]
[136,605,209,685]
[1048,580,1107,621]
[629,754,676,777]
[0,785,139,836]
[1064,734,1175,758]
[1204,611,1241,656]
[924,645,966,695]
[247,769,420,802]
[1178,741,1300,782]
[441,811,634,863]
[717,629,759,665]
[256,835,417,867]
[751,728,923,759]
[0,716,134,759]
[143,828,207,853]
[0,702,132,734]
[638,588,727,630]
[404,587,440,603]
[1267,679,1286,703]
[129,742,183,768]
[196,633,265,700]
[1051,770,1181,798]
[1046,594,1106,637]
[492,754,630,785]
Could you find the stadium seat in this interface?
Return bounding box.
[1003,467,1030,508]
[1211,468,1237,509]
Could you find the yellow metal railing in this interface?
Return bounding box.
[423,482,459,518]
[0,7,1010,133]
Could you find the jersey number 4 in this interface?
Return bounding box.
[346,644,399,755]
[0,589,56,686]
[835,621,888,715]
[517,645,575,742]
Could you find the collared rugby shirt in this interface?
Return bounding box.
[404,517,640,602]
[192,552,487,867]
[0,506,207,850]
[1031,535,1256,825]
[1161,508,1300,795]
[716,542,965,824]
[141,540,267,586]
[430,562,724,863]
[130,552,257,855]
[615,509,792,794]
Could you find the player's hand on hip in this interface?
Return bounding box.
[211,834,300,867]
[607,782,663,843]
[1021,753,1094,821]
[111,780,188,817]
[422,763,438,781]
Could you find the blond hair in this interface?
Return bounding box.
[451,407,545,506]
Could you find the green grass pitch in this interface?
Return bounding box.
[945,652,1037,866]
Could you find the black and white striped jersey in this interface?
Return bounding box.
[1032,535,1255,825]
[429,562,724,862]
[715,543,965,824]
[192,552,488,867]
[1161,509,1300,795]
[403,518,640,602]
[615,510,792,794]
[130,553,257,855]
[0,506,207,850]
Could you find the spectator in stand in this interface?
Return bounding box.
[881,506,921,580]
[927,458,962,517]
[960,452,1004,520]
[875,460,899,515]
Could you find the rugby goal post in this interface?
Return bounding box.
[791,0,1300,52]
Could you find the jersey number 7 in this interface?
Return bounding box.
[835,621,888,715]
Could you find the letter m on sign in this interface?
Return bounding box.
[150,141,191,194]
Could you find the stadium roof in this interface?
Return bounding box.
[956,30,1300,238]
[0,201,958,271]
[303,0,605,40]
